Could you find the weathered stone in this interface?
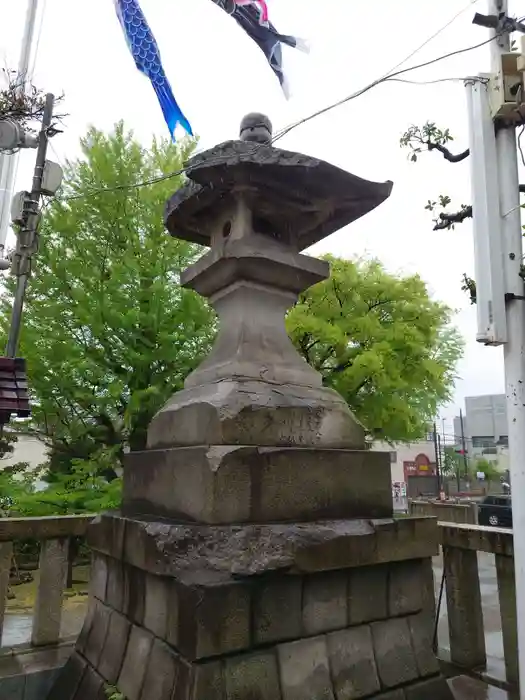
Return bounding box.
[124,565,145,625]
[408,613,440,677]
[140,638,181,700]
[326,626,380,700]
[74,665,104,700]
[143,573,170,639]
[420,557,436,619]
[32,537,69,646]
[26,669,61,700]
[173,658,192,700]
[302,571,347,635]
[76,600,96,655]
[84,601,111,668]
[190,661,226,700]
[374,692,405,700]
[348,565,387,625]
[87,513,126,559]
[253,576,302,644]
[106,557,126,611]
[118,625,154,700]
[495,554,518,685]
[165,135,392,251]
[145,383,365,453]
[117,517,438,581]
[374,517,439,563]
[166,579,179,647]
[404,676,454,700]
[89,554,108,601]
[0,675,25,700]
[178,581,251,659]
[123,446,391,524]
[98,609,132,684]
[443,546,486,669]
[371,618,418,688]
[225,651,281,700]
[388,559,423,616]
[278,636,334,700]
[46,653,86,700]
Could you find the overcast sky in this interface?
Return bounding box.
[1,0,521,431]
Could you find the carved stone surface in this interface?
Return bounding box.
[123,446,391,524]
[88,513,439,582]
[147,380,364,450]
[48,115,453,700]
[165,141,393,252]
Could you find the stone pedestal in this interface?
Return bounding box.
[48,114,451,700]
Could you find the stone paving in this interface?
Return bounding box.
[449,676,515,699]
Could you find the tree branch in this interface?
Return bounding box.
[433,206,473,230]
[427,142,470,163]
[433,186,525,230]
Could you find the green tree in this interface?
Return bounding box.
[287,256,463,442]
[441,446,465,479]
[0,123,215,477]
[471,457,501,482]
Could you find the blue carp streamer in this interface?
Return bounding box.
[113,0,192,138]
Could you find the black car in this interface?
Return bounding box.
[478,494,512,528]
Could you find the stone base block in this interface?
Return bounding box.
[146,379,365,449]
[49,512,448,700]
[122,445,392,523]
[49,611,452,700]
[87,513,439,580]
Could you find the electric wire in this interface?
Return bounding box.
[57,34,502,205]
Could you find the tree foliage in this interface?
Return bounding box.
[287,256,463,442]
[0,123,465,505]
[0,123,215,476]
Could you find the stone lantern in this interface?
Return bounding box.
[49,114,452,700]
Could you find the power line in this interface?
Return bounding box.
[381,0,481,78]
[272,35,499,143]
[55,35,500,206]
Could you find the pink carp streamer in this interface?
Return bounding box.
[233,0,269,24]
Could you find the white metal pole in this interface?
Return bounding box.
[0,0,39,251]
[489,0,525,694]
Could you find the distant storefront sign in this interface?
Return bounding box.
[403,453,437,481]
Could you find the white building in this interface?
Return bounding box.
[454,394,508,471]
[371,440,436,484]
[0,433,48,471]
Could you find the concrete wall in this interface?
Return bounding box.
[409,499,478,525]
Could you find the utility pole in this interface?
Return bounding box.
[468,1,525,693]
[459,408,468,476]
[0,0,40,251]
[5,93,54,358]
[433,422,442,497]
[492,2,525,693]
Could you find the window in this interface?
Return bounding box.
[498,436,509,447]
[390,451,397,463]
[472,436,496,449]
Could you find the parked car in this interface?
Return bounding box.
[477,494,512,528]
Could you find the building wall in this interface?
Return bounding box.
[371,440,436,484]
[456,394,507,444]
[0,434,48,471]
